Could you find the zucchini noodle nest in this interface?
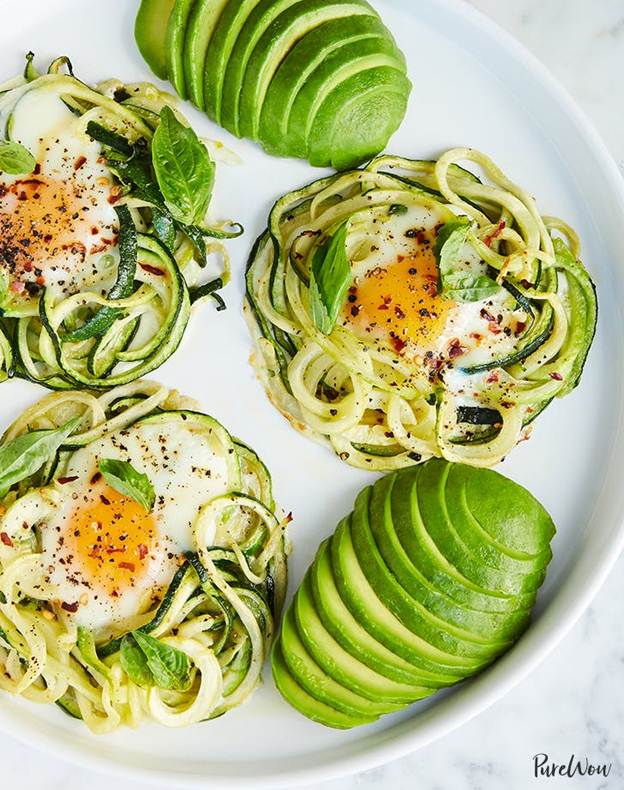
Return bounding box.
[0,55,241,390]
[0,381,288,731]
[245,148,597,470]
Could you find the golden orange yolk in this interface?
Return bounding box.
[0,171,117,291]
[344,246,454,355]
[66,483,156,598]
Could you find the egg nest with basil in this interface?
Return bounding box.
[0,54,240,390]
[0,380,287,731]
[245,148,597,470]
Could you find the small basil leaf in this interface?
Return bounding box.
[435,216,472,280]
[132,631,192,691]
[98,458,155,512]
[152,106,215,226]
[309,221,352,335]
[120,634,154,688]
[442,271,501,302]
[0,417,81,498]
[0,141,36,175]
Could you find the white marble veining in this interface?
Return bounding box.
[2,2,624,788]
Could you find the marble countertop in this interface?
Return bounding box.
[3,1,624,788]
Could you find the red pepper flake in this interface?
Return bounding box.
[394,305,406,319]
[105,547,124,554]
[33,163,41,175]
[100,494,110,505]
[10,281,25,294]
[119,561,136,572]
[90,471,102,485]
[57,476,79,485]
[74,155,87,171]
[514,321,527,336]
[23,262,33,273]
[500,401,514,409]
[448,339,466,359]
[488,322,502,335]
[0,532,14,547]
[520,279,534,290]
[140,263,165,277]
[61,601,79,613]
[138,544,149,560]
[549,372,563,381]
[483,221,506,247]
[486,371,499,384]
[390,335,407,354]
[480,308,496,322]
[108,189,122,205]
[36,275,45,286]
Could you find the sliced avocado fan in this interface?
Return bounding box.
[134,0,412,169]
[272,459,555,729]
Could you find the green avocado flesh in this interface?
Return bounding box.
[166,0,195,99]
[273,459,555,729]
[134,0,412,167]
[135,0,176,80]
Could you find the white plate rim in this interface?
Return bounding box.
[0,0,623,787]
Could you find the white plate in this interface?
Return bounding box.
[1,0,624,786]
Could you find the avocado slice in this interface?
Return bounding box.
[135,0,176,80]
[183,0,229,108]
[307,65,411,169]
[281,605,401,717]
[286,34,404,160]
[218,0,299,136]
[166,0,196,100]
[294,573,429,704]
[390,468,536,614]
[259,15,387,155]
[456,464,556,557]
[329,517,466,683]
[351,486,508,663]
[417,460,544,596]
[272,642,374,729]
[310,539,435,686]
[202,0,260,124]
[237,0,376,142]
[367,473,531,642]
[444,464,553,578]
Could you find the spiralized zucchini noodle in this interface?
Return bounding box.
[0,381,288,731]
[0,55,242,390]
[245,148,597,470]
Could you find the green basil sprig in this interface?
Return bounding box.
[309,221,352,335]
[0,417,81,498]
[121,631,192,691]
[0,140,36,175]
[436,217,500,302]
[152,106,215,227]
[98,458,155,512]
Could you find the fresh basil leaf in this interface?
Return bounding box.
[435,216,472,280]
[98,458,155,512]
[132,631,192,691]
[442,271,501,302]
[0,417,80,498]
[309,221,352,335]
[435,216,501,302]
[152,106,215,227]
[120,634,154,688]
[0,141,36,175]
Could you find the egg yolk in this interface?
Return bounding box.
[0,169,118,293]
[66,482,156,599]
[344,242,454,355]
